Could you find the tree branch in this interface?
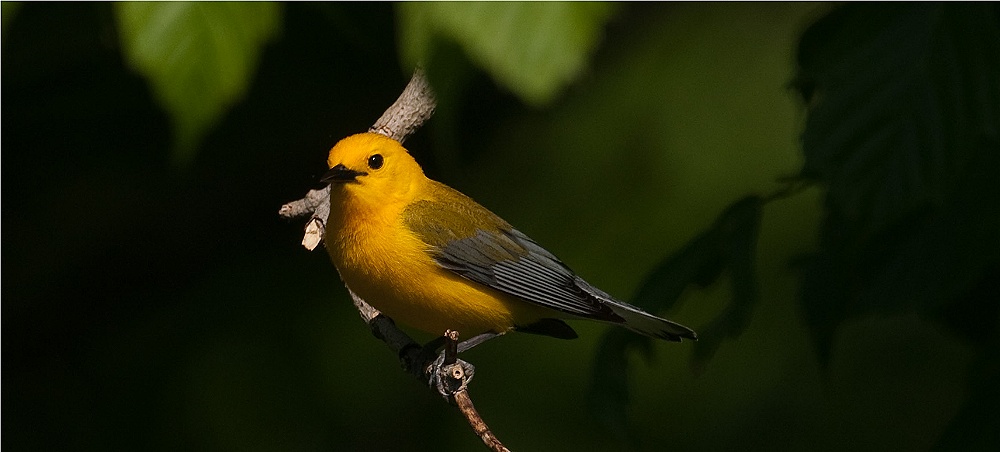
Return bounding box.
[441,331,511,452]
[368,66,437,143]
[278,67,436,251]
[279,67,508,451]
[455,391,510,452]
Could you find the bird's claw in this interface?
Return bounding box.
[426,350,475,401]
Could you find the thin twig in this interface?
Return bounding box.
[278,186,329,219]
[278,186,330,250]
[440,331,511,452]
[455,390,511,452]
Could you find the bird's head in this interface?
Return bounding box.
[322,133,425,207]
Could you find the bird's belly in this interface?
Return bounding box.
[331,236,525,337]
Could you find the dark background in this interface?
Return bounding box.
[4,3,998,451]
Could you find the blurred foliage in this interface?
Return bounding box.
[588,5,1000,448]
[792,4,1000,449]
[4,2,998,452]
[793,2,1000,362]
[397,2,616,107]
[590,195,763,446]
[115,2,282,162]
[2,1,21,36]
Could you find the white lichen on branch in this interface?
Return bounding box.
[279,186,330,250]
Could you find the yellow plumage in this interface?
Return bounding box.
[322,132,696,342]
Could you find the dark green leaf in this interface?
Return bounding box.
[933,344,1000,451]
[692,197,763,370]
[2,2,21,37]
[628,220,725,314]
[794,3,1000,361]
[587,328,646,450]
[796,4,999,234]
[631,196,762,314]
[589,196,763,441]
[797,252,848,364]
[115,2,282,162]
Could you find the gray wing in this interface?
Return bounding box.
[403,195,697,341]
[433,227,624,322]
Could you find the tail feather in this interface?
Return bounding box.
[605,299,697,342]
[575,276,697,341]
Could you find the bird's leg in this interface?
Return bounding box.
[426,330,476,402]
[418,330,502,363]
[422,330,502,401]
[420,330,501,399]
[457,332,502,353]
[415,335,448,369]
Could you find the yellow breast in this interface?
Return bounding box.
[325,191,531,338]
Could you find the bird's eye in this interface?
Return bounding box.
[368,154,384,170]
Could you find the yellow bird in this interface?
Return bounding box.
[322,133,696,345]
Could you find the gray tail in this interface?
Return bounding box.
[576,277,697,341]
[605,299,697,342]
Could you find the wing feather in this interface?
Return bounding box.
[402,188,697,341]
[404,198,620,321]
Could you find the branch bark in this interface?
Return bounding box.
[368,66,437,143]
[455,391,510,452]
[279,67,509,451]
[441,331,511,452]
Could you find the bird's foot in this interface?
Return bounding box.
[423,330,476,402]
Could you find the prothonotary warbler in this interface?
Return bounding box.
[322,132,697,344]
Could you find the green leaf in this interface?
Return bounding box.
[793,3,1000,362]
[396,2,616,107]
[691,197,763,370]
[589,196,763,442]
[2,2,22,37]
[796,253,847,364]
[933,343,1000,451]
[115,2,282,162]
[796,4,999,234]
[630,196,762,315]
[586,328,646,450]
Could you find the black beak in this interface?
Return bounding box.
[321,164,367,184]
